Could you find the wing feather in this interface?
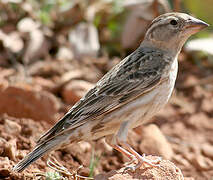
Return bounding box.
[37,47,169,144]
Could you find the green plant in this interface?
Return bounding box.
[45,171,62,180]
[89,149,101,178]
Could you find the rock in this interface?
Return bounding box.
[0,78,9,90]
[61,70,83,83]
[191,154,213,170]
[4,139,17,161]
[78,141,92,153]
[0,138,7,156]
[4,119,21,135]
[139,124,174,160]
[202,143,213,159]
[32,77,55,92]
[0,137,17,161]
[187,113,213,130]
[69,22,100,59]
[184,178,195,180]
[173,154,191,167]
[0,168,10,178]
[57,46,74,61]
[95,156,184,180]
[18,17,49,64]
[0,157,11,178]
[0,85,60,124]
[63,142,91,166]
[201,98,213,112]
[121,0,170,50]
[62,80,94,104]
[28,60,66,77]
[23,29,49,64]
[0,30,24,53]
[17,17,40,32]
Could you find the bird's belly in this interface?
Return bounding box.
[133,77,175,127]
[132,59,178,127]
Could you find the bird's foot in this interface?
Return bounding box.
[123,154,162,172]
[139,154,162,166]
[124,155,138,166]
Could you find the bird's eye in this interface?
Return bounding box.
[170,19,178,26]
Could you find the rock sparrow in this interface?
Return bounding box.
[13,13,208,172]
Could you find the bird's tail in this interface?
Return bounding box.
[13,133,70,172]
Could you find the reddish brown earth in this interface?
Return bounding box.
[0,55,213,179]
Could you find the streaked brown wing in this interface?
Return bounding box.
[37,47,169,144]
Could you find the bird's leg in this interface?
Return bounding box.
[115,121,161,171]
[113,144,137,165]
[105,133,137,165]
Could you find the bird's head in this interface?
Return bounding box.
[143,13,209,55]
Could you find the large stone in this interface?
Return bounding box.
[62,80,93,104]
[95,156,184,180]
[139,124,174,160]
[0,85,60,124]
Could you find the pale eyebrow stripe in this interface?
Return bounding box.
[148,22,170,36]
[147,18,162,30]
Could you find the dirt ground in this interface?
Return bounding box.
[0,54,213,180]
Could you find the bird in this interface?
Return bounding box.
[13,12,208,172]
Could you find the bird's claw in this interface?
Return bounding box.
[139,155,162,167]
[123,166,135,173]
[124,156,138,166]
[123,155,162,172]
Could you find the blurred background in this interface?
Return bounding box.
[0,0,213,179]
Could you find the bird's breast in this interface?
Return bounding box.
[106,57,178,128]
[133,57,178,126]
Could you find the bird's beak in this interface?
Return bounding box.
[184,18,209,34]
